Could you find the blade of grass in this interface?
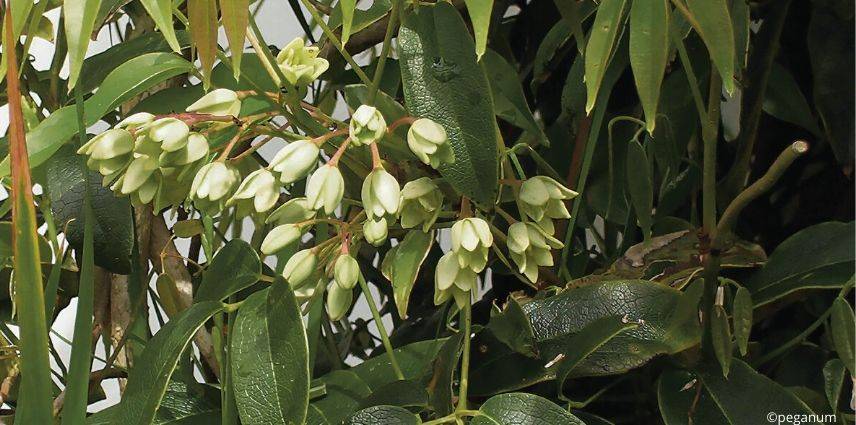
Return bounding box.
[4,5,54,423]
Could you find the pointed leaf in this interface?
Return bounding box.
[830,297,855,375]
[629,0,669,133]
[555,315,638,396]
[482,49,549,146]
[380,230,434,318]
[346,406,421,425]
[64,0,104,89]
[340,0,356,45]
[220,0,249,79]
[822,358,845,413]
[470,393,585,425]
[464,0,493,60]
[732,287,752,356]
[584,0,628,113]
[685,0,735,92]
[140,0,182,52]
[195,239,261,302]
[711,305,732,377]
[626,138,653,240]
[188,0,218,86]
[486,296,538,358]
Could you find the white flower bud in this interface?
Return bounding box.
[148,117,190,152]
[434,252,475,309]
[282,249,317,286]
[260,223,304,255]
[507,222,563,283]
[407,118,454,168]
[268,139,319,184]
[266,197,316,225]
[120,156,158,195]
[361,167,400,220]
[519,176,578,221]
[77,129,135,176]
[306,164,344,215]
[276,37,329,86]
[363,217,388,246]
[326,281,353,321]
[186,88,242,117]
[228,168,281,216]
[189,162,241,215]
[116,112,155,131]
[450,218,493,272]
[400,177,442,232]
[158,133,209,167]
[333,254,360,290]
[349,105,386,146]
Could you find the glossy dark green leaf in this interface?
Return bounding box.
[114,302,225,425]
[629,0,669,133]
[220,0,249,79]
[346,405,421,425]
[482,50,549,146]
[685,0,735,92]
[380,230,434,318]
[822,358,845,412]
[359,380,428,410]
[763,63,822,136]
[470,393,585,425]
[0,53,194,176]
[398,2,499,205]
[625,139,653,240]
[231,279,310,425]
[657,369,728,425]
[46,145,134,274]
[195,239,261,302]
[555,315,637,396]
[711,305,732,377]
[732,287,752,356]
[86,381,220,424]
[747,221,854,307]
[140,0,182,52]
[583,0,628,113]
[309,370,373,425]
[829,297,855,374]
[486,296,538,358]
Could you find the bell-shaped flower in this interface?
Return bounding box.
[507,222,563,283]
[266,197,316,225]
[326,281,353,321]
[434,251,476,309]
[282,249,317,286]
[399,177,442,232]
[186,88,241,117]
[148,117,190,152]
[518,176,578,221]
[120,156,159,195]
[116,112,155,131]
[260,223,304,255]
[268,139,319,184]
[228,168,281,216]
[158,133,209,167]
[407,118,454,168]
[361,167,400,220]
[363,217,388,246]
[450,217,493,272]
[130,174,160,205]
[349,105,386,146]
[78,128,135,176]
[333,254,359,290]
[276,37,329,86]
[306,164,344,215]
[189,162,241,215]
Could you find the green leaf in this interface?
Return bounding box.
[46,145,134,274]
[340,0,356,45]
[731,0,750,70]
[86,381,221,424]
[309,370,372,425]
[470,393,585,425]
[346,406,421,425]
[424,333,463,416]
[657,369,728,425]
[822,359,845,413]
[359,380,428,410]
[327,0,392,39]
[398,2,499,205]
[64,0,103,89]
[583,0,628,113]
[732,287,752,356]
[231,279,310,425]
[220,0,249,79]
[380,230,434,318]
[486,296,538,358]
[747,221,854,307]
[482,50,549,146]
[114,302,225,425]
[464,0,493,60]
[684,0,736,92]
[710,305,732,377]
[0,53,194,177]
[195,239,261,302]
[763,63,822,136]
[140,0,182,52]
[625,139,653,240]
[188,0,219,87]
[555,315,638,396]
[628,0,669,133]
[11,0,34,41]
[469,280,701,395]
[830,297,855,375]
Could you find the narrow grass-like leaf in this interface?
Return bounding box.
[711,305,732,377]
[3,6,53,423]
[189,0,219,87]
[379,230,433,319]
[64,0,104,89]
[584,0,628,113]
[685,0,735,93]
[140,0,182,52]
[11,0,34,41]
[340,0,356,45]
[629,0,669,133]
[732,287,752,356]
[464,0,493,60]
[220,0,249,79]
[625,138,653,240]
[830,297,855,375]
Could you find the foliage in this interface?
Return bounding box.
[0,0,853,424]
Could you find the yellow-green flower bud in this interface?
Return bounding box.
[326,281,353,321]
[306,164,344,215]
[450,217,493,272]
[189,162,241,215]
[282,249,317,286]
[276,37,329,86]
[507,222,563,283]
[158,133,209,167]
[186,88,242,117]
[361,167,400,220]
[333,254,360,290]
[400,177,442,232]
[349,105,386,146]
[148,117,190,152]
[268,139,319,184]
[266,197,316,225]
[363,217,388,246]
[77,128,135,176]
[407,118,454,168]
[261,223,304,255]
[228,168,281,216]
[519,176,578,221]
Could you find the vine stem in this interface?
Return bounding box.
[367,0,401,104]
[300,0,373,86]
[357,273,404,380]
[370,142,383,169]
[700,71,722,360]
[457,297,473,412]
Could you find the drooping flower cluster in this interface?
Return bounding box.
[434,218,493,309]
